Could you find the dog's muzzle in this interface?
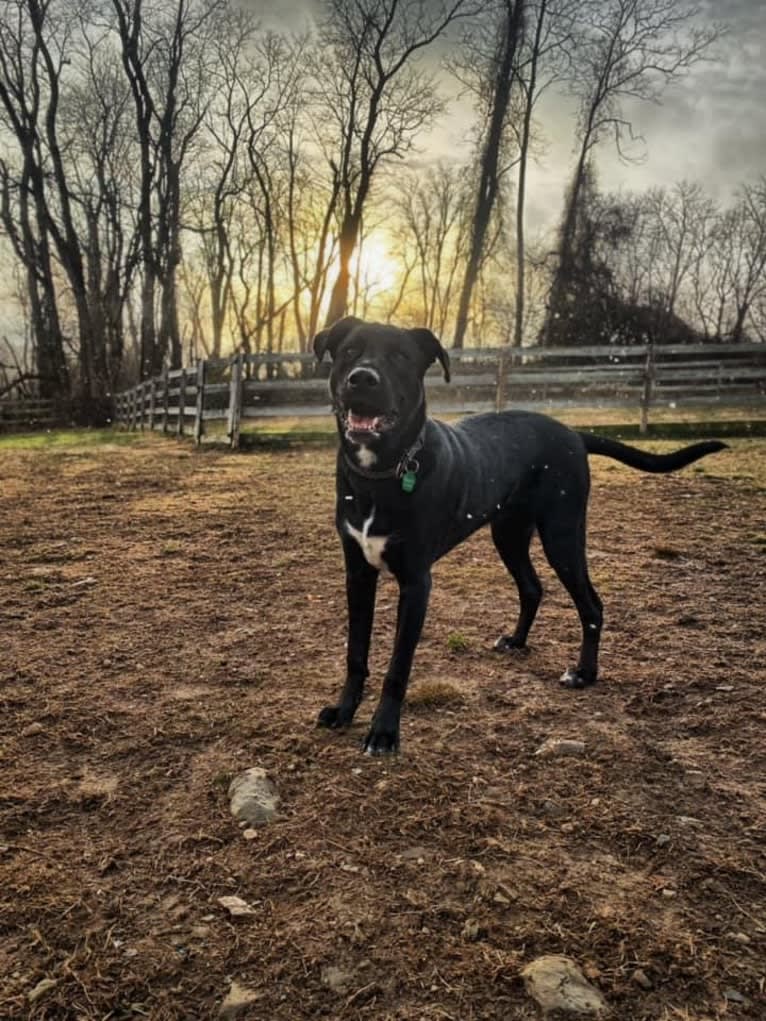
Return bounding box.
[338,365,397,438]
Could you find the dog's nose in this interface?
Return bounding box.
[347,366,380,389]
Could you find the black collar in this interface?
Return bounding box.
[341,426,426,481]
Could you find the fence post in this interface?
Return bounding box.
[130,386,138,431]
[194,359,206,446]
[639,341,655,435]
[138,381,146,431]
[227,353,244,450]
[495,345,512,413]
[161,367,169,433]
[148,378,157,430]
[176,369,186,436]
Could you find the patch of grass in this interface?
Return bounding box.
[23,579,49,593]
[578,419,766,441]
[212,772,231,791]
[0,428,142,450]
[447,631,471,653]
[407,680,466,710]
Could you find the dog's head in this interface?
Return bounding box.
[314,317,450,460]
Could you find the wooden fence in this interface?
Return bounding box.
[0,395,60,432]
[114,341,766,448]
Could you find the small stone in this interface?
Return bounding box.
[655,834,671,847]
[728,931,751,945]
[242,829,258,841]
[543,799,566,818]
[21,722,44,737]
[521,955,608,1016]
[723,988,748,1004]
[322,966,354,992]
[400,846,428,861]
[28,978,58,1003]
[228,768,279,827]
[661,888,676,898]
[493,892,511,905]
[632,968,652,990]
[561,822,576,834]
[535,738,586,759]
[218,895,257,917]
[461,919,480,941]
[219,980,260,1019]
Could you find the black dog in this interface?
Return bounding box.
[314,316,725,755]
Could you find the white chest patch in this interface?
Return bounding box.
[354,444,378,469]
[345,510,389,571]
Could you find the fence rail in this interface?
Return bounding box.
[113,341,766,447]
[0,396,61,432]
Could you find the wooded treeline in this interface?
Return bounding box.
[0,0,761,410]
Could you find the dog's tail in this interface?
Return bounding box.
[579,433,727,473]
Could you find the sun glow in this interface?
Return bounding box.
[351,232,401,298]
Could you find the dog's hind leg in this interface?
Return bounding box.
[538,510,603,689]
[491,515,542,652]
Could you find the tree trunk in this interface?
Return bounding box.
[453,0,525,350]
[540,143,590,346]
[325,216,360,327]
[514,0,547,347]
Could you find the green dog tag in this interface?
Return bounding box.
[401,470,417,493]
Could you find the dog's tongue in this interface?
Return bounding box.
[348,411,379,431]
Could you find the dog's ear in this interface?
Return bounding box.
[313,316,363,364]
[408,327,451,383]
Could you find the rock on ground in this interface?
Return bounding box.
[521,955,609,1016]
[28,978,58,1003]
[219,980,260,1019]
[218,895,258,918]
[535,738,586,759]
[228,767,279,826]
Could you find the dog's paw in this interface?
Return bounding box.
[362,722,400,756]
[493,634,526,652]
[559,667,596,690]
[317,704,355,729]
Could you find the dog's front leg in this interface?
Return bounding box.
[317,539,378,730]
[363,571,432,756]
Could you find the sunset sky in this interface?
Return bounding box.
[251,0,766,232]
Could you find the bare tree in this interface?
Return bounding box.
[725,179,766,342]
[394,162,469,336]
[452,0,525,349]
[318,0,476,328]
[187,14,300,358]
[111,0,224,376]
[542,0,720,344]
[512,0,575,345]
[0,0,134,402]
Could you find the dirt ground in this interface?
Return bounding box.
[1,429,765,1020]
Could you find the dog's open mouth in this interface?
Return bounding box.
[342,410,396,438]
